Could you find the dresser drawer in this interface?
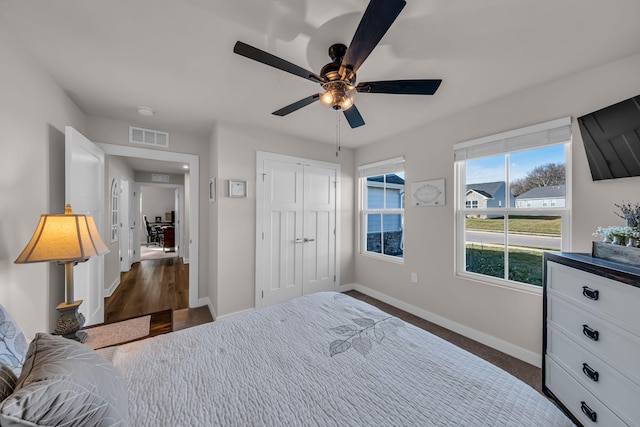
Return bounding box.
[547,261,640,334]
[546,357,627,427]
[547,296,640,381]
[547,325,640,426]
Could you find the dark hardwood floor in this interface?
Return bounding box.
[105,257,213,331]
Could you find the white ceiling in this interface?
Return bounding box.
[2,0,640,149]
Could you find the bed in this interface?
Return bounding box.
[1,292,573,426]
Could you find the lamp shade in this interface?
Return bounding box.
[15,205,109,264]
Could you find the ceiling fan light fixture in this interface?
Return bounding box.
[320,81,356,111]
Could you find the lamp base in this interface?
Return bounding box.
[53,300,87,343]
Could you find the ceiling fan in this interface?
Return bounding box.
[233,0,442,129]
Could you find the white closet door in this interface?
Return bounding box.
[303,164,336,295]
[257,153,339,308]
[261,159,304,307]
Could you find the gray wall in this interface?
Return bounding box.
[209,121,356,317]
[0,26,86,337]
[353,51,640,364]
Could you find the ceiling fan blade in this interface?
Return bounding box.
[343,105,365,128]
[340,0,406,77]
[272,94,320,116]
[356,79,442,95]
[234,41,326,84]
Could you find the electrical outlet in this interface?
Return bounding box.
[411,272,418,283]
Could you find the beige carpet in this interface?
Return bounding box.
[84,315,151,349]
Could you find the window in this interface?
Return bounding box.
[359,157,405,261]
[454,118,571,289]
[110,179,119,243]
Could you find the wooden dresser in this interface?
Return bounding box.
[543,252,640,427]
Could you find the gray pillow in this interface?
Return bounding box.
[0,333,129,426]
[0,364,17,401]
[0,304,28,377]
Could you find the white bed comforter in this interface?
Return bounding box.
[113,292,572,426]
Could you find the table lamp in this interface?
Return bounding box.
[14,204,109,342]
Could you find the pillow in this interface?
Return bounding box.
[0,304,28,377]
[0,364,17,401]
[0,333,129,426]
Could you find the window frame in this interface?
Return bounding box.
[454,118,572,292]
[358,157,405,264]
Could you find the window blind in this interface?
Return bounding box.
[357,156,405,178]
[453,117,571,161]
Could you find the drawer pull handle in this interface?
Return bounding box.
[580,401,597,422]
[582,286,599,301]
[582,324,599,341]
[582,363,599,382]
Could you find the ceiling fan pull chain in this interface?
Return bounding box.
[336,111,341,157]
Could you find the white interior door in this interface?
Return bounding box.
[131,182,141,263]
[174,188,182,256]
[261,159,304,306]
[257,152,339,308]
[119,178,131,272]
[303,165,336,294]
[65,126,105,326]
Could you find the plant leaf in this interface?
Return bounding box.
[365,327,385,343]
[331,325,358,335]
[0,321,16,339]
[380,322,398,337]
[329,339,351,357]
[0,353,19,368]
[352,317,375,328]
[352,336,373,356]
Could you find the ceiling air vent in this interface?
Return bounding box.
[129,126,169,147]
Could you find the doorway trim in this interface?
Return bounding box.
[255,151,341,308]
[97,143,199,308]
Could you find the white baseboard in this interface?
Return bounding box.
[196,297,216,320]
[347,283,541,367]
[337,283,356,292]
[104,276,121,298]
[216,307,255,320]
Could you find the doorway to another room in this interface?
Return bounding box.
[140,184,183,261]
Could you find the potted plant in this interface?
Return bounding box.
[614,201,640,228]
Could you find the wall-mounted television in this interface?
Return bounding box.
[577,95,640,181]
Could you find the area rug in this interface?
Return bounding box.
[84,315,151,350]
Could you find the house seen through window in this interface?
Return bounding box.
[454,118,571,289]
[359,157,405,260]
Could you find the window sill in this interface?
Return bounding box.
[456,271,542,295]
[360,251,405,265]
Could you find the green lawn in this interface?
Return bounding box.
[466,216,561,236]
[466,244,543,286]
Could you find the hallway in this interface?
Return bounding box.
[104,258,212,330]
